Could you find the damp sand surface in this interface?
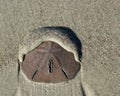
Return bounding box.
[0,0,120,96]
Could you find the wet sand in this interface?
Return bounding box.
[0,0,120,96]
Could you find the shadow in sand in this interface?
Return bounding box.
[40,26,83,61]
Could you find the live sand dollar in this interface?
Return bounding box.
[18,27,82,83]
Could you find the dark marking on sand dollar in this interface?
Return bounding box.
[20,41,80,83]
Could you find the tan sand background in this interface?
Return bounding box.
[0,0,120,96]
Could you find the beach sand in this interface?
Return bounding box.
[0,0,120,96]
